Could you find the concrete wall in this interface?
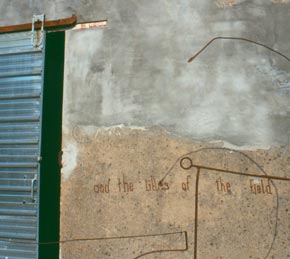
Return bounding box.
[60,129,290,258]
[2,0,290,146]
[62,0,290,147]
[2,1,290,258]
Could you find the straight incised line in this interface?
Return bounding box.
[194,168,200,259]
[0,231,186,246]
[182,161,290,182]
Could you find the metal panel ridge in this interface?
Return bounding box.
[0,31,45,259]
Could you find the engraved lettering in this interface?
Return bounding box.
[145,176,169,191]
[249,179,272,195]
[93,178,110,193]
[216,177,231,193]
[118,175,134,193]
[182,175,191,191]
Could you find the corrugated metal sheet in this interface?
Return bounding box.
[0,31,45,259]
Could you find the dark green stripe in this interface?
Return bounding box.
[39,31,65,259]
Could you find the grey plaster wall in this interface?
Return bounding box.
[1,0,289,146]
[62,0,290,147]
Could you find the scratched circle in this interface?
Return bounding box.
[180,157,193,170]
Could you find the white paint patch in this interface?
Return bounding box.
[221,140,271,151]
[62,142,78,180]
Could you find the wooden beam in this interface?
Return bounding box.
[0,15,77,34]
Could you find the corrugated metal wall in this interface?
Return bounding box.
[0,31,45,259]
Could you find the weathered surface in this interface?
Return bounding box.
[62,0,290,147]
[0,1,289,146]
[1,1,289,259]
[61,127,290,258]
[59,1,290,258]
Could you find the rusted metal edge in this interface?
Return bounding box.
[0,15,77,34]
[72,20,107,30]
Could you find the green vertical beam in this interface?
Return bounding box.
[39,31,65,259]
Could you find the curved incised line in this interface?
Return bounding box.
[188,37,290,63]
[0,231,189,259]
[133,231,188,259]
[159,147,282,259]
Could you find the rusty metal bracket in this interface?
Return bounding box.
[0,14,77,34]
[31,14,45,49]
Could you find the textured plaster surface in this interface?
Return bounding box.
[61,127,290,258]
[1,1,290,259]
[62,0,290,147]
[58,1,290,257]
